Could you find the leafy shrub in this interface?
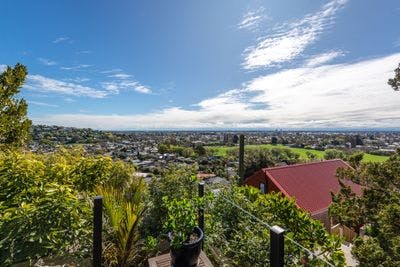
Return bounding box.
[163,197,198,248]
[143,164,198,236]
[0,148,136,265]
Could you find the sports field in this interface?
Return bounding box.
[207,144,388,162]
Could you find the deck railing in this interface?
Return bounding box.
[92,182,336,267]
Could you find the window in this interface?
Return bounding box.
[259,182,265,193]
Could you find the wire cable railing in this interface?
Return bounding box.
[200,182,337,267]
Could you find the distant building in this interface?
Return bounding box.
[244,160,363,230]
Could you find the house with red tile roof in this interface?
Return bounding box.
[244,159,363,230]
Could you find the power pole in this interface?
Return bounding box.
[239,134,245,183]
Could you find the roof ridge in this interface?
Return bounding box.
[262,159,344,171]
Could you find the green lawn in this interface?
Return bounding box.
[206,144,389,162]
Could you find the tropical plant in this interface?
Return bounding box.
[163,197,198,249]
[95,177,147,267]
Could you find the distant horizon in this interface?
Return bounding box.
[32,124,400,132]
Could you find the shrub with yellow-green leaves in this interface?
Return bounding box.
[0,147,136,265]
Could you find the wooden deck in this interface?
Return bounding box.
[148,251,213,267]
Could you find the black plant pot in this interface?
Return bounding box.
[168,226,204,267]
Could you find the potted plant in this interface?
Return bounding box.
[163,197,204,267]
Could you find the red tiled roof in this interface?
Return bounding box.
[262,159,363,214]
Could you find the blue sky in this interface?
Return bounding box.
[1,0,400,129]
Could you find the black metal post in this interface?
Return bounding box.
[93,196,103,267]
[239,134,245,183]
[270,225,285,267]
[198,182,205,249]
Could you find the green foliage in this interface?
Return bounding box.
[95,177,146,267]
[324,149,346,160]
[271,136,278,144]
[0,148,136,265]
[227,147,300,177]
[0,64,32,148]
[388,63,400,91]
[330,149,400,266]
[347,151,364,169]
[157,143,195,158]
[163,197,198,249]
[0,150,92,265]
[194,144,207,156]
[143,164,198,236]
[306,150,317,161]
[206,186,345,266]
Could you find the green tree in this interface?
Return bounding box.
[0,64,31,148]
[271,136,278,145]
[388,63,400,91]
[227,147,300,177]
[330,150,400,266]
[194,145,207,156]
[348,151,364,169]
[324,149,346,160]
[306,151,317,161]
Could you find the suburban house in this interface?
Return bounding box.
[244,159,363,231]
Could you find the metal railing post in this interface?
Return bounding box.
[198,181,205,249]
[270,225,285,267]
[93,196,103,267]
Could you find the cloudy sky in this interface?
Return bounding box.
[1,0,400,130]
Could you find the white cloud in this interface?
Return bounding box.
[101,80,152,94]
[100,68,123,74]
[134,85,152,94]
[25,75,108,98]
[63,77,90,83]
[53,36,73,44]
[33,53,400,129]
[110,73,131,79]
[238,7,265,31]
[304,50,344,67]
[29,101,58,108]
[102,71,152,94]
[243,0,347,69]
[61,64,92,71]
[38,58,57,66]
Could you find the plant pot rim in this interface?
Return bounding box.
[168,226,204,248]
